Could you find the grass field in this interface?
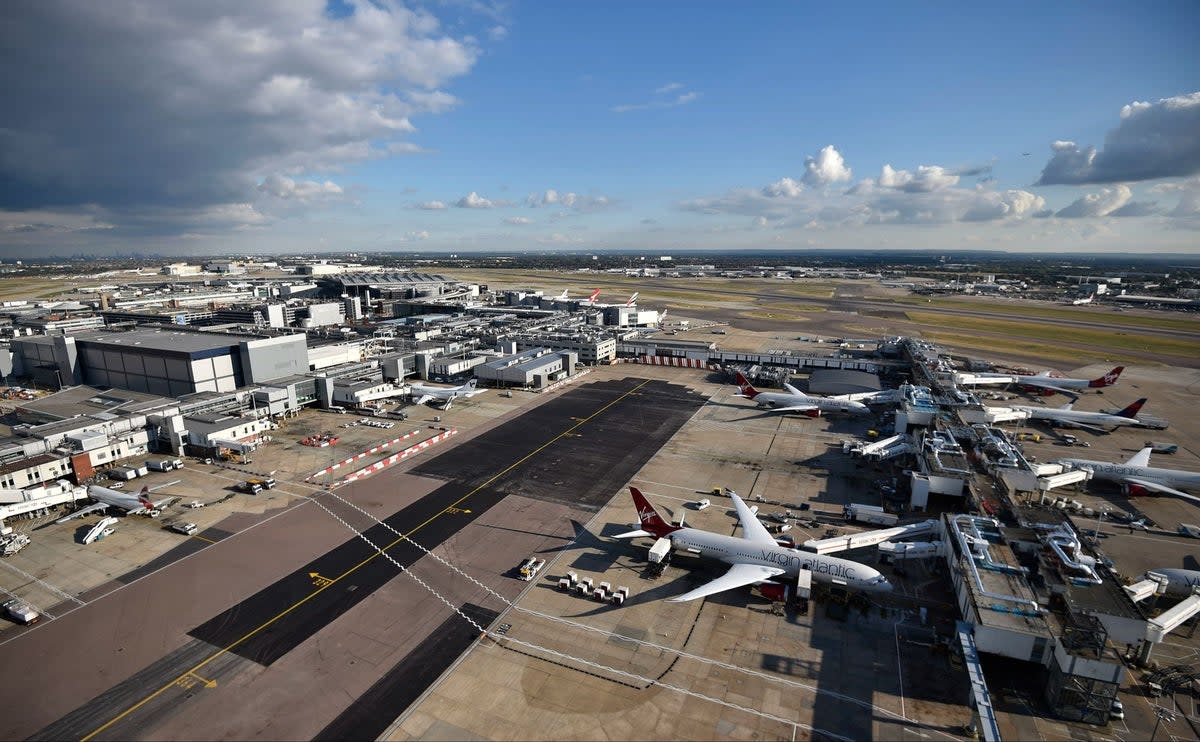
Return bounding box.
[906,311,1200,360]
[893,296,1198,332]
[0,279,71,301]
[915,331,1150,366]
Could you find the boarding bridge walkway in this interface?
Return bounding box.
[845,434,915,462]
[958,620,1003,742]
[803,519,938,555]
[1146,588,1200,644]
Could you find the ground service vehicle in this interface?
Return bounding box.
[3,598,39,625]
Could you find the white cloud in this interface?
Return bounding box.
[456,191,495,208]
[525,189,610,210]
[487,25,508,41]
[867,164,959,193]
[536,232,582,244]
[417,200,448,210]
[256,174,343,202]
[612,86,700,113]
[504,216,532,225]
[1151,177,1200,217]
[762,178,804,198]
[1036,92,1200,185]
[1109,200,1160,217]
[1055,185,1132,218]
[682,166,1044,227]
[801,145,853,187]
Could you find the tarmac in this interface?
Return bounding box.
[0,374,709,740]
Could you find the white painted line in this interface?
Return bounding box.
[0,558,84,606]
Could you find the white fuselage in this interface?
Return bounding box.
[1147,568,1200,598]
[1061,459,1200,492]
[669,527,891,592]
[1011,406,1137,427]
[749,391,870,416]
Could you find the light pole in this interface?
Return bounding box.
[1150,705,1175,742]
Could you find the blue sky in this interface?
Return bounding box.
[0,1,1197,255]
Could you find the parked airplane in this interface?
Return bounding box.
[1059,447,1200,504]
[552,288,570,301]
[408,378,484,409]
[733,372,870,417]
[1144,568,1200,598]
[56,485,173,523]
[1016,366,1124,395]
[965,366,1124,395]
[1069,293,1095,306]
[1003,398,1147,434]
[616,487,891,602]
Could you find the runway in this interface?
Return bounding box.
[10,377,707,741]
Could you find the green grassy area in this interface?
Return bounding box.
[906,311,1200,359]
[0,278,71,301]
[894,296,1198,332]
[916,330,1148,366]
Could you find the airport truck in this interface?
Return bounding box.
[844,503,899,527]
[3,598,39,625]
[517,557,544,581]
[147,458,183,472]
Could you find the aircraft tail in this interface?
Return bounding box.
[554,289,568,300]
[629,487,681,538]
[462,379,478,391]
[1089,366,1124,388]
[733,372,759,399]
[587,289,600,305]
[1115,397,1147,419]
[625,292,638,306]
[138,486,153,509]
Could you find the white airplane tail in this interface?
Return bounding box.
[625,292,638,306]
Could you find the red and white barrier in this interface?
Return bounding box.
[332,429,459,486]
[634,355,717,369]
[305,429,422,481]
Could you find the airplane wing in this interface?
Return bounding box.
[1028,382,1080,395]
[412,394,434,406]
[1121,478,1200,505]
[666,562,786,603]
[1126,447,1153,468]
[54,502,107,524]
[1069,422,1108,435]
[781,383,806,396]
[729,492,777,545]
[763,404,819,415]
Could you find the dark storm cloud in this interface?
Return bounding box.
[0,1,476,221]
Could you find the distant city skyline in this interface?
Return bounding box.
[0,1,1197,256]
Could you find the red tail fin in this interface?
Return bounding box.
[1090,366,1124,387]
[734,372,759,399]
[629,487,680,538]
[1116,398,1147,418]
[138,486,153,509]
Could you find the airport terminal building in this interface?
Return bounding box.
[12,329,308,397]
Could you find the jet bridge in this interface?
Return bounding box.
[845,433,915,462]
[803,519,938,555]
[1123,572,1170,603]
[1145,587,1200,644]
